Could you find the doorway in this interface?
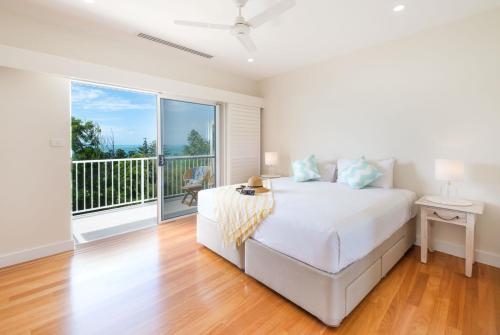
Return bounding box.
[71,81,158,243]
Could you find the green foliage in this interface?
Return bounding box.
[71,119,216,213]
[115,149,127,158]
[183,129,210,156]
[72,117,155,160]
[72,117,105,160]
[138,137,157,157]
[72,160,158,213]
[71,117,158,212]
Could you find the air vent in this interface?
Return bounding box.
[137,33,213,59]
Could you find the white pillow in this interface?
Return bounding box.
[291,155,321,182]
[337,158,360,184]
[318,162,337,182]
[343,159,383,189]
[368,158,395,189]
[337,157,395,188]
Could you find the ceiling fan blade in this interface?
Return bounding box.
[174,20,232,30]
[247,0,296,28]
[236,34,257,53]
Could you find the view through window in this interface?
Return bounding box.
[71,82,158,243]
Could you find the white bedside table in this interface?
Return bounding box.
[415,196,484,277]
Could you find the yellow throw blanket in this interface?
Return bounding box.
[214,179,274,246]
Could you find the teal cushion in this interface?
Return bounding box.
[343,159,383,189]
[193,166,207,181]
[292,155,321,182]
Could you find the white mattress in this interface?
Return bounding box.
[198,177,416,273]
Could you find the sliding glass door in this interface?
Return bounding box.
[157,98,217,221]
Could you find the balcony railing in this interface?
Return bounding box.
[72,155,215,214]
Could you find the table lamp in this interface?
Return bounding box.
[426,159,472,206]
[262,152,280,178]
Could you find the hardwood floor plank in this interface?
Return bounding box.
[407,272,429,306]
[0,217,499,334]
[492,265,500,334]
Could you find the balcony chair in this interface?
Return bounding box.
[182,166,212,206]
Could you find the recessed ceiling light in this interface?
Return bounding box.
[84,0,95,3]
[393,4,405,12]
[247,58,254,63]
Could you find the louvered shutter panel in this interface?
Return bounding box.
[226,104,261,184]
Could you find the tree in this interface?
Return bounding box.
[72,117,156,160]
[72,117,105,160]
[183,129,210,156]
[139,137,149,156]
[148,140,157,156]
[115,148,127,158]
[136,138,156,157]
[101,129,116,158]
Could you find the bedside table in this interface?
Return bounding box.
[415,196,484,277]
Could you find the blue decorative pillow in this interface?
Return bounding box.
[343,159,383,189]
[292,155,321,182]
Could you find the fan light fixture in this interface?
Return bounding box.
[393,5,405,12]
[174,0,296,53]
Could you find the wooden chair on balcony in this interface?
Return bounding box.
[181,166,212,206]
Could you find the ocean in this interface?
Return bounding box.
[106,144,185,155]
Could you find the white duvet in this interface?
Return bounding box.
[198,177,416,274]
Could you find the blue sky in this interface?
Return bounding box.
[161,99,215,147]
[71,82,157,145]
[71,82,215,147]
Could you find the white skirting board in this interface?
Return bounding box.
[0,240,75,268]
[415,236,500,269]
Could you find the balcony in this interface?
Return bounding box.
[72,155,215,243]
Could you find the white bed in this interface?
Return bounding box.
[199,177,416,273]
[196,177,417,326]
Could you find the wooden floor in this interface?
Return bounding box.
[1,217,499,335]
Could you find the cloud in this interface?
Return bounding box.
[72,85,106,102]
[90,116,121,122]
[78,97,153,112]
[72,83,154,112]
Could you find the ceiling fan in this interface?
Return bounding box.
[174,0,296,53]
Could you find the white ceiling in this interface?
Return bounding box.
[3,0,500,81]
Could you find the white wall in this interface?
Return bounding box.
[0,8,258,97]
[259,9,500,266]
[0,67,73,266]
[0,6,262,267]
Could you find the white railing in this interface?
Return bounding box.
[72,157,157,214]
[72,155,215,215]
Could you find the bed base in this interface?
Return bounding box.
[245,219,415,326]
[196,214,416,327]
[196,214,245,268]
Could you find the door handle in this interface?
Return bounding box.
[158,155,165,166]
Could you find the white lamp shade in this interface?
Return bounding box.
[435,159,464,181]
[264,152,279,166]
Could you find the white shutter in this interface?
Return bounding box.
[226,103,261,184]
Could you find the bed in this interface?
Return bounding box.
[196,177,417,326]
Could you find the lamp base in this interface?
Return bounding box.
[425,195,473,207]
